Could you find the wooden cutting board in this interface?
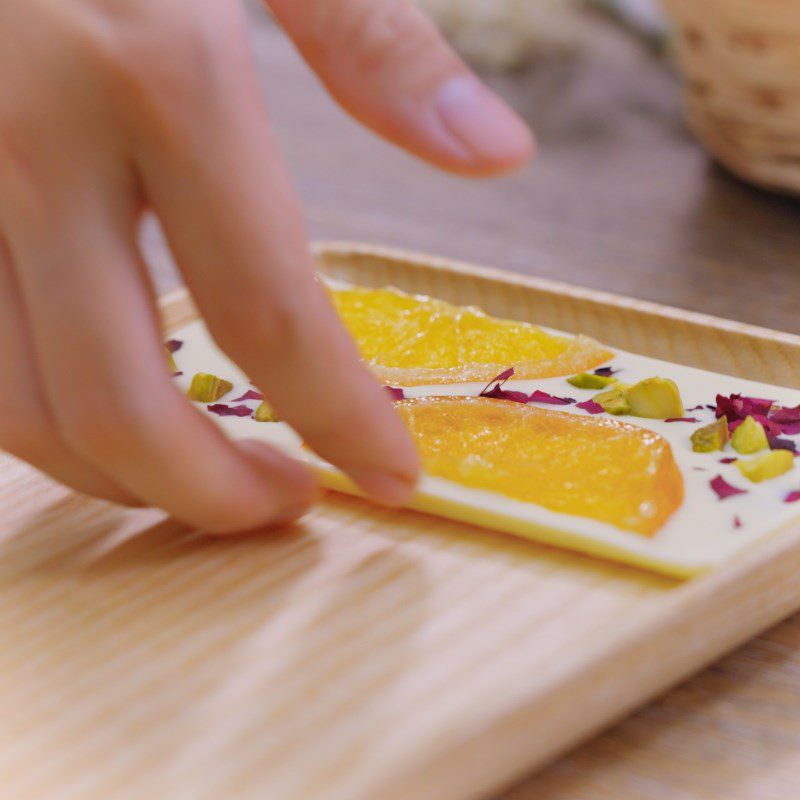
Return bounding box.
[3,243,800,800]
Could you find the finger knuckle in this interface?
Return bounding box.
[331,0,443,74]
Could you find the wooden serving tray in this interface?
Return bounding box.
[3,243,800,800]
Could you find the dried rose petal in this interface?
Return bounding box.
[719,457,738,464]
[686,404,705,411]
[768,436,797,453]
[528,390,575,406]
[664,417,700,423]
[172,371,183,378]
[733,515,742,529]
[576,399,604,414]
[710,474,748,500]
[479,368,529,403]
[769,404,800,425]
[715,393,774,422]
[385,386,406,400]
[165,339,183,354]
[231,389,265,403]
[593,366,619,377]
[784,490,800,503]
[207,403,253,417]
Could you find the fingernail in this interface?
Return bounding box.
[348,469,416,508]
[436,75,534,167]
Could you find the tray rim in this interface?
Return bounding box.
[311,241,800,348]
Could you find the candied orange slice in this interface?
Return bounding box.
[330,286,612,385]
[396,397,683,536]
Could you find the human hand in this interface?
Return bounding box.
[0,0,533,531]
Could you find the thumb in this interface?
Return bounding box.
[266,0,534,175]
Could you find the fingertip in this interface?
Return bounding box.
[434,75,535,175]
[235,438,319,526]
[348,468,418,508]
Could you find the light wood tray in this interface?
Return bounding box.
[4,243,800,800]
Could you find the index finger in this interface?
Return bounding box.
[134,9,419,505]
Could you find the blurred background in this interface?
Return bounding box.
[145,0,800,327]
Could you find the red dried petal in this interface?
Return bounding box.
[576,399,604,414]
[715,393,774,422]
[733,515,742,529]
[719,457,738,464]
[664,417,700,423]
[770,404,800,425]
[385,386,406,400]
[710,474,747,500]
[172,371,183,378]
[686,404,705,411]
[479,368,528,403]
[207,403,253,417]
[593,366,619,377]
[528,390,575,406]
[784,490,800,504]
[165,339,183,353]
[231,389,264,403]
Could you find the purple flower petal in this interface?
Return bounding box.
[784,490,800,504]
[528,390,575,406]
[171,371,183,378]
[231,389,264,403]
[710,474,748,500]
[165,339,183,354]
[769,404,800,425]
[479,367,528,404]
[768,436,797,453]
[385,386,406,400]
[576,399,604,414]
[207,403,253,417]
[593,366,619,377]
[664,417,700,423]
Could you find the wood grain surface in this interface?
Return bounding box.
[140,7,800,800]
[5,246,800,800]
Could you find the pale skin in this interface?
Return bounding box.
[0,0,533,532]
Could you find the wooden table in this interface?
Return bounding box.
[143,8,800,799]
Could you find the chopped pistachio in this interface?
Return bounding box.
[691,417,729,453]
[567,372,618,390]
[626,377,684,419]
[186,372,233,403]
[254,401,280,422]
[731,415,769,455]
[736,450,793,483]
[164,346,177,374]
[593,386,630,415]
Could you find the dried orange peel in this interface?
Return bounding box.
[330,286,612,385]
[393,397,683,537]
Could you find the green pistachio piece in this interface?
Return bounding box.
[567,372,618,390]
[593,386,630,415]
[626,377,684,419]
[736,450,793,483]
[731,415,769,455]
[254,401,280,422]
[690,416,729,453]
[186,372,233,403]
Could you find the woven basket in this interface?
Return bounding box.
[664,0,800,195]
